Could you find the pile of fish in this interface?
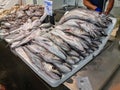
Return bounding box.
[0,6,20,19]
[0,4,45,36]
[0,8,112,80]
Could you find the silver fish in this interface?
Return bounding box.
[51,29,85,52]
[5,31,31,43]
[39,23,52,28]
[22,46,44,71]
[67,50,79,57]
[33,36,67,60]
[11,29,40,48]
[26,44,63,63]
[23,46,62,80]
[44,33,71,52]
[66,56,80,65]
[52,62,72,73]
[42,62,62,80]
[59,9,108,28]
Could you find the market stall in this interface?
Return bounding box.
[0,0,118,90]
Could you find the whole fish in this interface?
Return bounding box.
[44,33,71,52]
[11,29,41,48]
[42,62,62,80]
[55,24,89,38]
[5,30,31,43]
[67,50,80,57]
[52,62,72,73]
[79,8,112,24]
[64,19,107,37]
[22,46,44,71]
[26,44,63,63]
[33,36,67,60]
[23,46,61,80]
[55,25,92,45]
[66,56,80,65]
[51,29,85,52]
[59,9,108,28]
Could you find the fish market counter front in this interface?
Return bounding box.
[0,6,117,90]
[0,17,117,90]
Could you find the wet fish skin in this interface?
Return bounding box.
[33,36,67,60]
[51,29,85,52]
[22,46,44,71]
[52,62,72,73]
[67,50,80,57]
[11,29,41,48]
[42,62,62,80]
[23,46,62,80]
[59,8,109,28]
[7,31,31,43]
[45,33,71,52]
[26,44,63,64]
[39,23,52,28]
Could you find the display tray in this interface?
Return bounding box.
[11,17,117,87]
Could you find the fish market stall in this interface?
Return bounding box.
[0,6,117,88]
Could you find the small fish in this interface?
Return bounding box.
[39,23,52,28]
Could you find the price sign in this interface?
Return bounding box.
[44,0,53,16]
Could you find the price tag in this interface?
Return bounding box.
[44,0,53,16]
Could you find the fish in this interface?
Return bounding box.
[44,33,71,52]
[66,56,80,65]
[22,46,44,71]
[23,46,62,80]
[5,30,31,43]
[55,24,90,38]
[33,36,67,60]
[26,44,63,63]
[59,8,109,28]
[52,62,72,73]
[42,62,62,80]
[39,23,52,28]
[51,29,85,52]
[11,29,41,48]
[67,50,79,57]
[25,44,71,74]
[63,19,107,38]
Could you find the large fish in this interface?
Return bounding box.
[11,29,41,48]
[22,46,44,71]
[33,36,67,60]
[23,46,62,80]
[51,29,85,52]
[55,25,92,45]
[62,19,107,38]
[59,8,109,28]
[26,44,72,73]
[44,33,71,52]
[26,44,63,63]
